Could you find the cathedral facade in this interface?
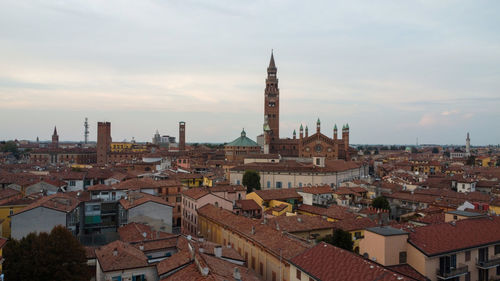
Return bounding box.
[262,52,352,160]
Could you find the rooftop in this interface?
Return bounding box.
[366,226,408,236]
[409,216,500,256]
[290,242,415,281]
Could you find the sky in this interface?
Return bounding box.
[1,1,499,145]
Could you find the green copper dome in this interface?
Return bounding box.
[225,129,259,147]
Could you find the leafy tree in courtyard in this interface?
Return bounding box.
[318,229,354,251]
[242,170,261,193]
[4,225,90,281]
[372,196,390,210]
[432,147,439,154]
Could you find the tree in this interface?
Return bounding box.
[411,146,418,154]
[372,196,390,210]
[242,170,261,193]
[432,147,439,154]
[466,155,476,166]
[318,229,354,251]
[4,225,90,281]
[0,141,19,159]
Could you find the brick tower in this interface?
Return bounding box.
[264,51,280,142]
[51,126,59,149]
[179,121,186,151]
[97,122,111,165]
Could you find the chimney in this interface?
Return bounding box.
[142,232,147,238]
[201,267,209,276]
[276,223,280,231]
[214,246,222,258]
[113,248,118,256]
[139,244,144,251]
[233,267,242,281]
[251,226,255,235]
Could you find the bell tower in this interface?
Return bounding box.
[264,51,279,141]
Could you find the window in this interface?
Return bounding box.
[272,271,276,281]
[276,181,282,188]
[260,262,264,276]
[465,250,471,261]
[299,182,302,187]
[132,274,145,281]
[237,180,240,185]
[288,182,292,188]
[267,181,271,188]
[251,256,256,270]
[495,245,500,255]
[69,180,76,186]
[497,265,500,275]
[465,272,471,281]
[112,277,122,281]
[9,208,13,215]
[176,196,181,202]
[296,269,302,279]
[399,251,407,264]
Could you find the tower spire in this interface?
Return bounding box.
[269,50,276,69]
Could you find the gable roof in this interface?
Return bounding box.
[95,240,150,272]
[118,222,176,243]
[409,216,500,256]
[290,242,416,281]
[13,192,80,216]
[119,192,173,210]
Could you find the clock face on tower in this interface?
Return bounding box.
[315,144,323,152]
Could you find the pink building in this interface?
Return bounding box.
[181,188,233,236]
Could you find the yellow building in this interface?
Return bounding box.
[197,204,311,281]
[0,199,31,238]
[246,189,302,213]
[110,142,148,153]
[0,237,6,273]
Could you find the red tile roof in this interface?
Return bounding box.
[156,250,192,276]
[13,192,80,215]
[298,204,358,221]
[209,184,245,193]
[253,189,301,201]
[290,242,415,281]
[197,204,311,260]
[182,188,210,200]
[95,240,150,272]
[409,216,500,256]
[235,199,260,211]
[119,192,173,210]
[118,222,176,243]
[332,217,378,232]
[387,264,427,281]
[267,215,334,233]
[298,185,334,194]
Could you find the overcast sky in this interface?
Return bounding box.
[1,0,499,145]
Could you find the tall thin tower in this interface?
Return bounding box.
[84,117,89,144]
[466,132,471,157]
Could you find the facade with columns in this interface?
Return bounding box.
[262,52,351,160]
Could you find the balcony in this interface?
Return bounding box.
[476,257,500,269]
[436,264,468,279]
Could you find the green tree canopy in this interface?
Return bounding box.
[0,141,20,159]
[4,225,90,281]
[318,229,354,251]
[372,196,390,210]
[242,170,261,193]
[432,147,439,154]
